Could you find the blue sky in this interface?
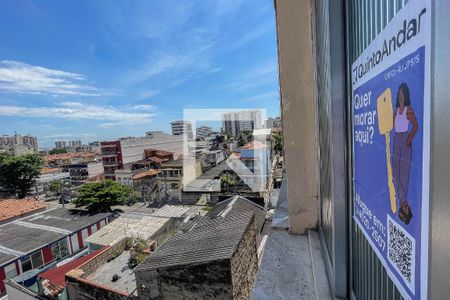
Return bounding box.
[0,0,280,148]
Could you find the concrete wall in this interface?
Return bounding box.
[136,260,233,300]
[230,218,258,300]
[274,0,319,234]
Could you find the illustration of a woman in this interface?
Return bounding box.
[392,82,418,225]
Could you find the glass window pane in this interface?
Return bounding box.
[31,251,43,269]
[21,258,32,272]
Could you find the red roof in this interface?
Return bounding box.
[0,197,47,223]
[39,249,104,288]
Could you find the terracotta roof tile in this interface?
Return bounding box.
[132,169,160,180]
[0,197,47,223]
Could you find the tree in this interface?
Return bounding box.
[0,153,44,198]
[74,180,133,212]
[237,130,251,147]
[273,131,283,153]
[49,181,61,195]
[220,174,236,193]
[49,148,67,155]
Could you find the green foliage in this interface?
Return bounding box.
[127,237,149,269]
[220,174,236,192]
[49,148,67,155]
[74,179,133,212]
[237,130,251,147]
[273,131,283,153]
[49,181,61,194]
[0,153,44,198]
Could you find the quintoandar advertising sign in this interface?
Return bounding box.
[352,1,430,299]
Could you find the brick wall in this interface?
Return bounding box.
[230,217,258,300]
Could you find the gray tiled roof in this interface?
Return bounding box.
[135,211,254,271]
[0,208,111,266]
[0,222,65,256]
[207,195,267,233]
[20,207,111,232]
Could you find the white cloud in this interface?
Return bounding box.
[133,104,155,111]
[0,102,155,125]
[0,60,101,96]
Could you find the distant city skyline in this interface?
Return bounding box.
[0,0,280,147]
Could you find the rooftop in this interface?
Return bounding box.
[85,214,169,246]
[207,195,267,234]
[132,169,160,180]
[135,211,254,271]
[39,249,104,292]
[0,208,111,266]
[40,167,62,175]
[150,205,190,218]
[160,159,184,168]
[0,197,47,224]
[86,250,136,294]
[252,128,272,136]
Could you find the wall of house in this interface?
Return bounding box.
[136,260,233,300]
[230,218,258,300]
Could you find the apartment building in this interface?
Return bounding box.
[195,125,212,139]
[66,161,103,185]
[0,134,38,156]
[222,110,263,138]
[55,140,81,149]
[100,134,183,179]
[170,120,193,138]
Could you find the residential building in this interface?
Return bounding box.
[114,160,153,187]
[203,149,226,170]
[222,110,263,138]
[170,120,193,138]
[195,125,212,139]
[157,159,202,201]
[66,161,103,185]
[100,134,183,180]
[33,168,70,198]
[132,169,160,202]
[0,206,110,295]
[265,116,281,129]
[238,141,270,191]
[85,212,178,249]
[0,134,38,156]
[134,211,258,300]
[54,140,81,149]
[253,128,273,159]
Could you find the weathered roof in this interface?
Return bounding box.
[160,159,184,168]
[132,169,160,180]
[39,248,104,290]
[253,128,272,136]
[207,196,267,234]
[0,222,66,257]
[85,214,169,246]
[135,211,254,271]
[0,208,110,266]
[150,205,190,218]
[0,198,47,224]
[20,207,111,233]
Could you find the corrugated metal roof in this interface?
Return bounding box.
[85,215,168,246]
[150,205,190,218]
[20,207,111,233]
[135,211,254,271]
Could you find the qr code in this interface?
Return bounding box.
[387,215,415,291]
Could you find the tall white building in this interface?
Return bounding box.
[222,110,263,137]
[55,140,82,149]
[0,134,38,156]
